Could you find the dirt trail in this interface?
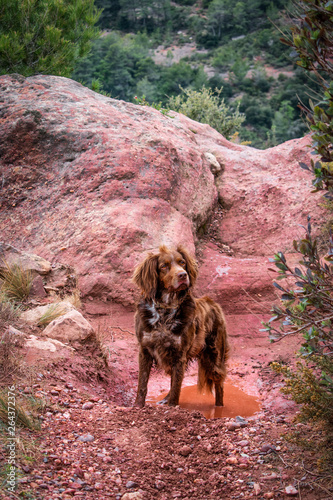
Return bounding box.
[1,305,331,500]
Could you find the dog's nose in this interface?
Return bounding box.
[178,271,187,280]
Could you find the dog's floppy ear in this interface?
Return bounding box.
[177,245,198,286]
[132,253,159,300]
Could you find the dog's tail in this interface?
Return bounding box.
[197,308,229,394]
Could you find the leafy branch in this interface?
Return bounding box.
[280,0,333,198]
[263,217,333,357]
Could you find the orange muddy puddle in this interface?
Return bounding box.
[147,383,260,419]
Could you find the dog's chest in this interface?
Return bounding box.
[140,302,184,361]
[144,301,179,329]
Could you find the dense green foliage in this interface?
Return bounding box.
[94,0,288,45]
[72,31,208,102]
[0,0,101,77]
[281,0,333,196]
[168,86,244,139]
[72,0,326,148]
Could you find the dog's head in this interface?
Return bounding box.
[133,245,198,300]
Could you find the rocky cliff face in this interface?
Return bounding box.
[0,74,326,325]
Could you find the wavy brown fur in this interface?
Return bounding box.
[132,245,229,407]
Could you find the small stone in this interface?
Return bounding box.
[194,478,205,485]
[235,416,248,427]
[260,443,276,453]
[225,422,241,431]
[226,457,238,465]
[261,472,278,481]
[121,492,143,500]
[238,457,250,468]
[77,434,94,442]
[37,483,49,489]
[50,390,59,396]
[253,483,261,496]
[64,488,76,495]
[72,468,83,479]
[126,481,139,489]
[155,480,166,490]
[179,445,192,457]
[264,493,274,499]
[23,387,32,394]
[285,485,298,496]
[82,402,94,410]
[238,440,249,447]
[71,482,82,490]
[94,482,103,490]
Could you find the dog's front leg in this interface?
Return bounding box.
[134,347,153,408]
[168,360,186,406]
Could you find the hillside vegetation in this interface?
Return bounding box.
[72,0,322,148]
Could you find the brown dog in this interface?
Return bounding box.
[132,245,229,407]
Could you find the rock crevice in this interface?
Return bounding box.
[0,74,325,312]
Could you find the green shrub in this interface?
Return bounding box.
[167,86,245,139]
[280,0,333,197]
[263,218,333,465]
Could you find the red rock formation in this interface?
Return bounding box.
[0,74,326,328]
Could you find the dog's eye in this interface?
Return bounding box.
[179,260,186,267]
[160,263,169,270]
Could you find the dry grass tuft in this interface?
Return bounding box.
[37,303,69,327]
[0,261,33,302]
[66,289,81,309]
[0,329,24,386]
[0,392,40,431]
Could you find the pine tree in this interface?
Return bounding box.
[0,0,101,77]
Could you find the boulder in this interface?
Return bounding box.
[41,309,95,344]
[25,334,75,353]
[23,333,75,365]
[213,136,324,256]
[0,242,51,275]
[20,301,75,325]
[0,74,326,311]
